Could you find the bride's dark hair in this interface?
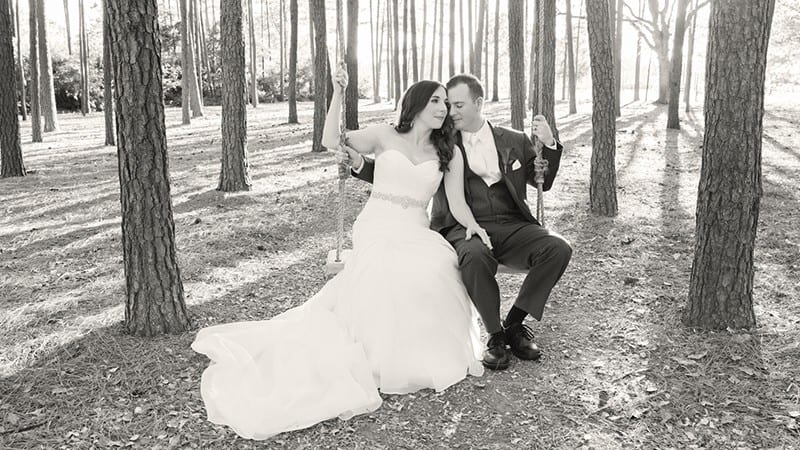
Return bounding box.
[394,81,455,172]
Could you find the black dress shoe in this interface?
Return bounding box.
[482,333,511,370]
[505,323,541,360]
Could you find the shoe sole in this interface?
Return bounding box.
[481,359,511,370]
[511,348,541,361]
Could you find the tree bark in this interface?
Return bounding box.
[528,0,537,111]
[633,0,642,101]
[28,0,41,142]
[288,0,298,122]
[107,0,191,336]
[103,0,114,145]
[218,0,251,192]
[508,0,524,130]
[392,0,401,105]
[279,0,285,99]
[63,0,71,54]
[345,0,359,129]
[566,0,577,114]
[687,0,775,330]
[458,0,465,73]
[246,0,257,106]
[78,0,88,115]
[683,0,697,112]
[666,0,689,129]
[402,0,408,90]
[472,0,486,77]
[613,0,622,116]
[310,0,328,151]
[536,0,557,141]
[180,0,203,121]
[420,0,426,80]
[437,0,443,80]
[491,0,498,101]
[429,0,437,79]
[410,0,418,82]
[448,0,455,77]
[36,0,58,132]
[13,0,26,121]
[1,0,25,177]
[586,0,617,216]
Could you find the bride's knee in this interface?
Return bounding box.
[457,243,496,269]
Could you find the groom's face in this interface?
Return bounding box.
[447,83,484,133]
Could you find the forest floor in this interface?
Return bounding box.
[1,96,798,449]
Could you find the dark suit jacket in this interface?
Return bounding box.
[352,123,563,232]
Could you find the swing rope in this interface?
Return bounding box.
[531,9,547,227]
[334,0,347,263]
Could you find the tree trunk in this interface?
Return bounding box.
[392,0,401,105]
[0,0,25,177]
[683,0,697,112]
[63,0,71,54]
[613,0,622,116]
[218,0,251,192]
[279,0,285,99]
[103,0,114,145]
[467,0,473,73]
[633,0,643,101]
[78,0,88,115]
[458,0,464,72]
[586,0,617,216]
[429,0,436,79]
[686,0,775,330]
[410,0,418,82]
[482,1,488,87]
[528,0,537,110]
[448,0,455,77]
[402,0,408,90]
[180,0,203,120]
[565,0,577,114]
[28,0,41,142]
[666,0,689,129]
[345,0,359,129]
[310,0,328,152]
[370,0,379,102]
[491,0,498,101]
[508,0,524,130]
[420,0,426,80]
[288,0,298,122]
[437,0,444,80]
[107,0,191,336]
[656,40,669,103]
[192,0,204,100]
[36,0,58,132]
[536,0,557,140]
[14,0,27,121]
[246,0,257,106]
[472,0,485,77]
[386,0,393,100]
[644,53,651,101]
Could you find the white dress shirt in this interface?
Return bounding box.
[461,121,503,186]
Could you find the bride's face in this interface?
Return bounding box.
[415,87,450,130]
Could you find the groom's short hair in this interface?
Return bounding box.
[446,74,484,100]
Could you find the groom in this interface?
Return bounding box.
[347,74,571,370]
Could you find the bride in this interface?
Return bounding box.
[191,68,491,440]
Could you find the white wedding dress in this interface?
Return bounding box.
[192,150,484,440]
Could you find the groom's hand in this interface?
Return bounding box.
[333,144,364,171]
[531,115,556,148]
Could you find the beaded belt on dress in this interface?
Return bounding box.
[371,191,428,209]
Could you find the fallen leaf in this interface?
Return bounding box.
[670,356,697,366]
[687,351,708,360]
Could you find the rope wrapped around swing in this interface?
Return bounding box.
[531,14,548,227]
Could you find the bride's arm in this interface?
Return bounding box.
[443,150,493,249]
[321,66,386,154]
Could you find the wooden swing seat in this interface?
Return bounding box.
[324,249,527,275]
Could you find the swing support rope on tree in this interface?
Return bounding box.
[326,0,350,274]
